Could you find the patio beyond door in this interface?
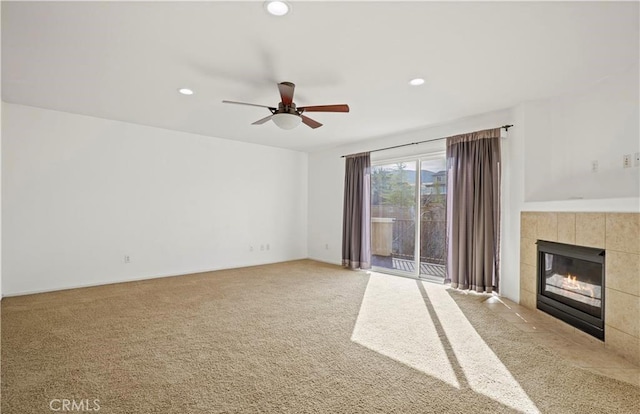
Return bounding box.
[371,156,447,280]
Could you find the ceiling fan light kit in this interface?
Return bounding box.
[223,81,349,130]
[272,113,302,130]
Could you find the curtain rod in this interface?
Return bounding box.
[340,124,513,158]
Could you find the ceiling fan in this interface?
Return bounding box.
[222,81,349,130]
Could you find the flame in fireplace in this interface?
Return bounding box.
[562,273,595,298]
[564,274,578,288]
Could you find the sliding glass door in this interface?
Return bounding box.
[371,154,447,281]
[371,162,417,272]
[418,157,447,279]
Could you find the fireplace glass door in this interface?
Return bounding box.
[536,240,605,340]
[541,253,602,318]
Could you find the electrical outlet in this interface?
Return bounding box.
[260,245,264,251]
[325,243,329,250]
[623,154,632,168]
[591,160,598,173]
[266,244,270,251]
[250,246,254,252]
[124,255,130,263]
[635,152,640,167]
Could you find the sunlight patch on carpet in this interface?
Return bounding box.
[350,273,460,388]
[351,273,540,413]
[424,284,540,413]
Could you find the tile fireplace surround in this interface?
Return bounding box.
[520,212,640,366]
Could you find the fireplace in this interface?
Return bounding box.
[536,240,605,340]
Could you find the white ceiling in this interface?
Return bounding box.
[2,1,638,152]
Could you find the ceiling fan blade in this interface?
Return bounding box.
[298,104,350,113]
[222,100,275,110]
[301,115,323,129]
[252,114,274,125]
[278,82,295,105]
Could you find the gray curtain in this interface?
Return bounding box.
[446,129,501,293]
[342,153,371,270]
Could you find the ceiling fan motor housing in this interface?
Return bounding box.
[277,102,300,115]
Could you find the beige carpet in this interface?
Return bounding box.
[1,260,638,413]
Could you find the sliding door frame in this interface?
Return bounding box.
[370,150,446,283]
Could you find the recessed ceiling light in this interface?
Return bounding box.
[409,78,425,86]
[178,88,194,96]
[265,1,290,17]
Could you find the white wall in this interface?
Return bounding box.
[500,105,526,304]
[4,62,636,303]
[501,67,640,304]
[525,64,639,202]
[2,103,308,295]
